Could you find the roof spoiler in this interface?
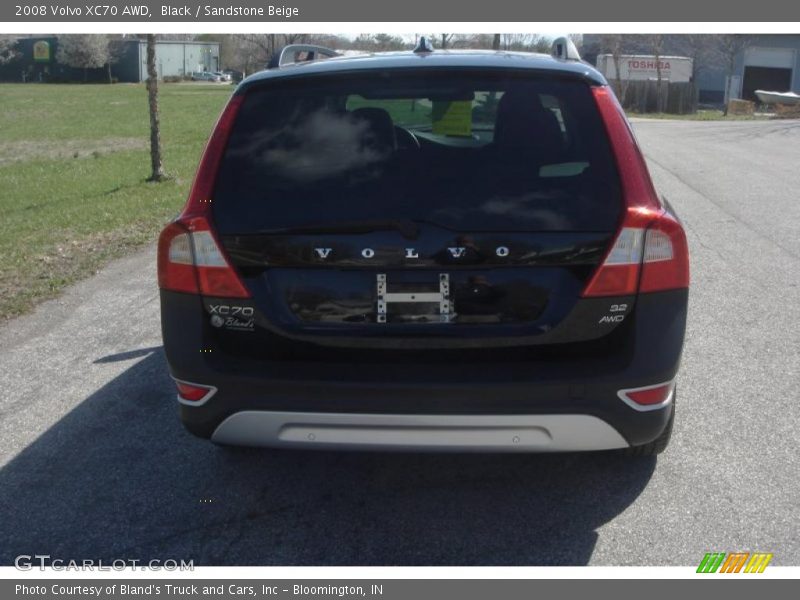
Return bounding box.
[551,37,582,61]
[268,44,340,69]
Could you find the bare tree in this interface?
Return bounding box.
[429,34,478,50]
[674,34,716,82]
[236,33,312,69]
[56,34,110,81]
[0,35,18,64]
[105,36,127,83]
[372,33,405,51]
[352,33,405,52]
[156,34,196,41]
[238,33,278,69]
[601,34,628,101]
[715,35,753,114]
[649,34,666,112]
[492,34,501,51]
[499,34,551,53]
[145,34,166,182]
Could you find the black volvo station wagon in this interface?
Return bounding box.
[158,39,689,455]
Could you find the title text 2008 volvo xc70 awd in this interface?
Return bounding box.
[158,39,689,455]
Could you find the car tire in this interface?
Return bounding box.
[622,389,676,457]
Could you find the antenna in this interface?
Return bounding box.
[413,36,434,54]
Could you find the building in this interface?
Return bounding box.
[115,39,221,82]
[728,35,800,102]
[0,37,221,83]
[582,34,800,106]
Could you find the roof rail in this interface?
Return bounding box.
[551,36,582,61]
[268,44,340,69]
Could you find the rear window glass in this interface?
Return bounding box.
[213,70,621,233]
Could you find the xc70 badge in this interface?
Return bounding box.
[207,304,255,331]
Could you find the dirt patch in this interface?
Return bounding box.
[0,137,146,165]
[0,229,145,321]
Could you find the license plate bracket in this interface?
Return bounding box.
[376,273,453,324]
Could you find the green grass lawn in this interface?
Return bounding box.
[628,109,770,121]
[0,83,232,320]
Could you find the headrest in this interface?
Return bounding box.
[493,90,566,154]
[351,107,397,154]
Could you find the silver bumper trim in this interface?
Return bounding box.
[210,411,629,452]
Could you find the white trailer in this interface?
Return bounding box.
[596,54,694,83]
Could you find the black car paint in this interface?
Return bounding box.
[161,288,687,445]
[159,51,687,448]
[220,227,612,331]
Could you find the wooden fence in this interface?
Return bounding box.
[615,80,698,115]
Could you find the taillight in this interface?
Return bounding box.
[157,222,198,294]
[175,379,216,404]
[157,217,249,297]
[640,212,690,293]
[157,94,250,298]
[187,216,250,298]
[582,227,644,296]
[618,380,675,411]
[583,86,689,297]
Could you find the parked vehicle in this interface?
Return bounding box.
[191,71,222,82]
[222,69,244,82]
[159,39,689,455]
[595,54,694,83]
[213,71,232,82]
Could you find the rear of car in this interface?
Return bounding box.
[158,51,689,454]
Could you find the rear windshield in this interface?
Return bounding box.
[213,70,621,233]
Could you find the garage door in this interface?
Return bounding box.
[742,66,793,101]
[744,47,795,69]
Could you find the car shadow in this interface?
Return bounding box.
[0,349,656,566]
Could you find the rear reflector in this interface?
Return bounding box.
[175,380,216,404]
[157,94,250,299]
[618,381,675,411]
[583,86,689,297]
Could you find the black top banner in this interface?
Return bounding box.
[3,0,800,22]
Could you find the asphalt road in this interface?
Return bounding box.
[1,119,799,566]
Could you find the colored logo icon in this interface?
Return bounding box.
[697,552,773,573]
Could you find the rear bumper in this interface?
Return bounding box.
[161,289,687,450]
[211,411,629,451]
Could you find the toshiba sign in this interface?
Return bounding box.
[597,54,693,82]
